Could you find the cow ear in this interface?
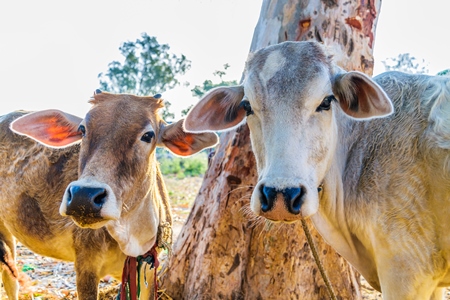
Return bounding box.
[10,109,83,148]
[333,71,394,119]
[159,119,218,156]
[184,86,246,132]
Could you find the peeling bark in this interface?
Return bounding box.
[161,0,382,299]
[254,0,381,74]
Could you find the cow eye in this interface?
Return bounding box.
[78,125,86,137]
[141,131,155,143]
[316,95,336,112]
[240,100,254,116]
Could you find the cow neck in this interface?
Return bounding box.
[301,215,337,300]
[310,115,370,273]
[119,162,172,300]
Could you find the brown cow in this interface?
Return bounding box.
[0,91,218,299]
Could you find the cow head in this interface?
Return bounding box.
[10,92,218,256]
[184,41,392,222]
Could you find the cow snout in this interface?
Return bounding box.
[65,186,107,219]
[260,185,305,221]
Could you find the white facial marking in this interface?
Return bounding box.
[259,50,286,86]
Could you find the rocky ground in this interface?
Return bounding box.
[1,176,449,299]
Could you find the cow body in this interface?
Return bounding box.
[1,93,217,299]
[311,71,450,299]
[0,111,124,299]
[184,41,450,299]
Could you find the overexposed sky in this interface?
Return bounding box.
[373,0,449,76]
[0,0,448,118]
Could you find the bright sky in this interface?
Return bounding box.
[0,0,448,119]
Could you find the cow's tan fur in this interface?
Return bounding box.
[1,93,217,299]
[0,112,124,299]
[184,41,450,299]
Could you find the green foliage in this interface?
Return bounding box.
[437,69,450,76]
[161,101,175,122]
[382,53,428,74]
[181,105,193,117]
[21,264,35,272]
[98,33,191,122]
[159,152,208,177]
[191,63,239,99]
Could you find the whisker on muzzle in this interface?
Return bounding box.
[240,204,267,229]
[122,202,130,213]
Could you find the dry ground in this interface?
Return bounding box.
[0,176,202,300]
[1,175,448,299]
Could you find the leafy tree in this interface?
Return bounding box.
[98,33,191,121]
[161,101,175,122]
[190,63,239,99]
[181,64,239,117]
[437,69,450,76]
[382,53,428,74]
[180,105,194,117]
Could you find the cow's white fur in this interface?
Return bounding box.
[259,50,286,86]
[184,41,450,299]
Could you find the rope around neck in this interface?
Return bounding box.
[120,246,159,300]
[301,186,337,300]
[300,218,337,300]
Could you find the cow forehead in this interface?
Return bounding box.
[87,94,161,134]
[82,94,162,156]
[258,50,287,87]
[244,41,333,106]
[79,94,163,186]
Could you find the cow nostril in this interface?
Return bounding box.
[261,185,277,212]
[283,187,305,215]
[91,188,107,207]
[66,187,74,205]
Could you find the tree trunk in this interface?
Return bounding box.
[161,0,381,299]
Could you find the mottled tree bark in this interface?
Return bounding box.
[161,0,382,299]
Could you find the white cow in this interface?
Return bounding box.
[184,41,450,300]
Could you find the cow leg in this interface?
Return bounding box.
[74,257,100,300]
[1,269,19,300]
[74,269,100,300]
[378,267,439,300]
[0,227,19,300]
[430,287,445,300]
[380,279,438,300]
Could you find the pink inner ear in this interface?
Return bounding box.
[11,110,83,148]
[161,119,218,156]
[164,134,195,156]
[184,86,246,132]
[39,122,82,146]
[334,72,393,119]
